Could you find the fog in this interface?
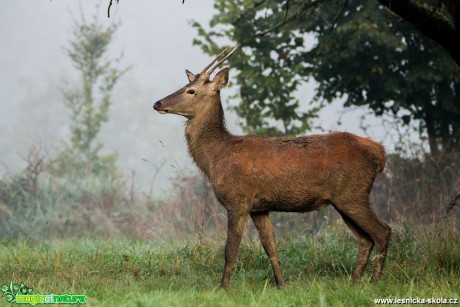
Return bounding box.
[1,0,395,195]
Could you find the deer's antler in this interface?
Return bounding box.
[199,45,239,78]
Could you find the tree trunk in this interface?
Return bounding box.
[424,101,440,157]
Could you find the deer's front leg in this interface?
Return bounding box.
[220,212,248,290]
[250,212,285,288]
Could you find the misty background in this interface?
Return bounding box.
[1,0,396,195]
[0,2,457,303]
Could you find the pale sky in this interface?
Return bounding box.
[0,0,397,194]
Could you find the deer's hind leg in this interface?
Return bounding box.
[333,198,391,282]
[336,209,374,282]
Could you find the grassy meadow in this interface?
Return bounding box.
[0,151,459,306]
[0,222,458,306]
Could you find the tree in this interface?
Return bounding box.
[193,3,322,136]
[56,13,126,176]
[106,0,460,66]
[193,0,460,155]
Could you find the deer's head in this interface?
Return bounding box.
[153,46,238,119]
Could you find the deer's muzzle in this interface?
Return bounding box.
[153,101,168,114]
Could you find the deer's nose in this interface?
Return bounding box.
[153,101,161,110]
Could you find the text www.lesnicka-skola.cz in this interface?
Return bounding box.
[374,297,458,304]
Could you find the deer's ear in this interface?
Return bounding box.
[211,68,229,91]
[185,69,196,82]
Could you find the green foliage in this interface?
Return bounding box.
[192,2,321,136]
[307,1,460,155]
[0,224,458,306]
[56,12,126,176]
[194,0,460,153]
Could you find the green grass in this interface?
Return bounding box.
[0,225,458,306]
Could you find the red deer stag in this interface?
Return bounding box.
[153,46,391,289]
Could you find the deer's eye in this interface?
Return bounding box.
[187,89,195,95]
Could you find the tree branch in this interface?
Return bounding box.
[377,0,460,66]
[256,0,327,36]
[108,0,186,17]
[107,0,119,18]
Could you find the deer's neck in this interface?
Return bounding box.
[185,98,232,177]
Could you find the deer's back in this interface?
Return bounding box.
[208,132,385,213]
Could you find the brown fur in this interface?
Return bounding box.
[154,66,391,289]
